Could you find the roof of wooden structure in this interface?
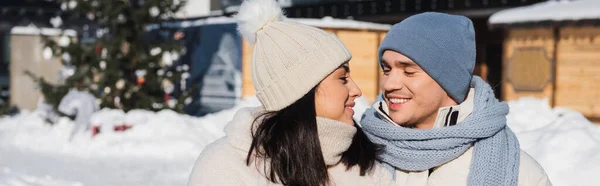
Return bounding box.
[204,0,546,24]
[281,0,546,23]
[489,0,600,27]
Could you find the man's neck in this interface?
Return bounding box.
[414,97,459,129]
[416,123,434,129]
[415,116,438,129]
[426,88,475,129]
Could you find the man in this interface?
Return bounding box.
[360,12,551,186]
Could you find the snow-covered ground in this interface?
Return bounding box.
[0,96,598,186]
[507,98,600,186]
[0,97,261,186]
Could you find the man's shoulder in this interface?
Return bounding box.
[390,149,552,186]
[519,150,545,172]
[518,150,552,186]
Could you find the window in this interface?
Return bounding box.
[506,47,553,91]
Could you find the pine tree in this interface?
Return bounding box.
[29,0,193,113]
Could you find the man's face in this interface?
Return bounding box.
[380,50,457,129]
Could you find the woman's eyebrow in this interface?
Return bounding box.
[340,64,350,73]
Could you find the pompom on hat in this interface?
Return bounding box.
[235,0,352,111]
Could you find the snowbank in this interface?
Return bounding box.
[0,94,368,163]
[489,0,600,25]
[506,98,600,186]
[0,166,82,186]
[0,97,261,160]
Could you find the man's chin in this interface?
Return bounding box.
[391,117,417,128]
[397,123,417,128]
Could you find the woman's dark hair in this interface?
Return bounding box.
[246,87,382,186]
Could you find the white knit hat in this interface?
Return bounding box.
[235,0,352,111]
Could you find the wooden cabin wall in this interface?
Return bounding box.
[377,32,386,99]
[556,26,600,120]
[241,39,255,99]
[335,30,382,103]
[502,28,555,105]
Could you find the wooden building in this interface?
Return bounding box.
[489,0,600,122]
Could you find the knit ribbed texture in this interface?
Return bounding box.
[361,76,520,186]
[378,12,475,103]
[316,117,357,165]
[249,20,351,111]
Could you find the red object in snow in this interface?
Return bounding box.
[113,124,133,132]
[92,126,101,136]
[91,124,132,137]
[164,93,170,103]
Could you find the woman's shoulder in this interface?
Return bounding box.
[197,137,248,164]
[192,106,265,172]
[188,138,251,185]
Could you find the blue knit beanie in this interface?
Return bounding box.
[379,12,475,103]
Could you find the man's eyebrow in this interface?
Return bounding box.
[382,59,417,67]
[396,61,417,67]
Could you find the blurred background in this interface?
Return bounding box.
[0,0,598,186]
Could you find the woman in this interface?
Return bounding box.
[187,0,393,185]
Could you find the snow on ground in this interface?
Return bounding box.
[507,98,600,186]
[0,96,598,185]
[0,97,261,186]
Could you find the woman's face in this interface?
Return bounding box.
[315,63,362,125]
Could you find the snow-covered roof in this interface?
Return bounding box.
[173,16,237,28]
[175,0,292,18]
[489,0,600,25]
[293,17,391,31]
[174,0,211,19]
[161,16,391,31]
[11,26,77,37]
